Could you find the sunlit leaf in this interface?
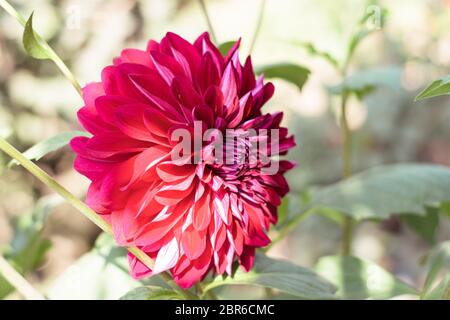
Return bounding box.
[202,253,336,299]
[309,163,450,220]
[120,286,182,300]
[22,12,52,60]
[9,131,90,167]
[329,67,401,99]
[257,63,310,91]
[315,255,418,299]
[415,75,450,101]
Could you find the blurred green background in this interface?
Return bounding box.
[0,0,450,299]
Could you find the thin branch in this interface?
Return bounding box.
[0,255,45,300]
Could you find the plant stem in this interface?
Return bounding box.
[339,93,354,255]
[249,0,267,54]
[341,216,353,255]
[0,137,196,299]
[340,93,352,179]
[0,255,45,300]
[198,0,217,43]
[0,0,82,95]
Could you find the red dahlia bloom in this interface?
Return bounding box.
[71,32,295,288]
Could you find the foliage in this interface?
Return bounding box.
[315,255,417,299]
[307,164,450,220]
[257,63,310,91]
[415,75,450,101]
[201,254,336,300]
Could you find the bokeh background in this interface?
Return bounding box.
[0,0,449,299]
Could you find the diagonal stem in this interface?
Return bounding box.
[0,255,45,300]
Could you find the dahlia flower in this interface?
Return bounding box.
[71,32,295,288]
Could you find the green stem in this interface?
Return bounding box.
[46,49,82,95]
[198,0,218,43]
[340,93,354,255]
[0,0,82,95]
[249,0,267,54]
[341,216,353,255]
[0,255,45,300]
[0,138,196,300]
[340,93,352,179]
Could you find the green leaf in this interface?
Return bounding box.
[421,241,450,299]
[256,63,310,91]
[309,163,450,220]
[22,12,52,60]
[315,255,418,299]
[329,67,401,99]
[9,131,90,167]
[218,40,238,56]
[415,75,450,101]
[120,286,182,300]
[401,207,439,245]
[46,233,168,300]
[202,253,336,299]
